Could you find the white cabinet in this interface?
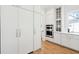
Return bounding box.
[1,6,34,54]
[1,6,18,54]
[46,9,55,25]
[34,12,41,51]
[61,33,71,47]
[46,14,53,24]
[61,33,66,45]
[52,32,79,51]
[46,37,53,42]
[1,5,42,54]
[19,8,33,53]
[61,33,79,51]
[54,32,62,44]
[68,35,79,51]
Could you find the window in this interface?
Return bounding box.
[68,11,79,33]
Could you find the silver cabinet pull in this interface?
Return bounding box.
[16,29,18,38]
[19,29,21,38]
[16,29,21,38]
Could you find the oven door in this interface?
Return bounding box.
[46,31,52,36]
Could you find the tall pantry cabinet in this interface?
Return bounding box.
[18,6,34,54]
[1,5,41,54]
[33,6,41,51]
[1,6,18,54]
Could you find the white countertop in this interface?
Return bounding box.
[54,32,79,36]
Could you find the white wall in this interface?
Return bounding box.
[46,8,56,32]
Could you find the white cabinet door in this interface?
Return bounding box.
[19,9,33,53]
[46,37,53,42]
[1,6,18,54]
[61,33,68,46]
[34,13,41,51]
[69,35,79,51]
[54,33,61,44]
[61,34,79,51]
[61,34,72,48]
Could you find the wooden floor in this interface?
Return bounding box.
[33,40,79,54]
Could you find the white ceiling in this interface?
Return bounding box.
[40,5,79,13]
[40,5,60,12]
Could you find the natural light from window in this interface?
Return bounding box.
[68,11,79,33]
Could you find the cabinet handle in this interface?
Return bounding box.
[16,29,21,38]
[19,30,21,37]
[16,29,19,38]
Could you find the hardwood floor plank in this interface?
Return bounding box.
[33,40,79,54]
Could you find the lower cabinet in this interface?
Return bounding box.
[46,37,53,42]
[54,33,62,44]
[61,33,79,51]
[53,33,79,51]
[47,32,62,45]
[68,35,79,51]
[61,34,70,47]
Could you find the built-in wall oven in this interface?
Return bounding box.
[46,25,54,38]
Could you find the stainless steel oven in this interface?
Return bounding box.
[46,25,54,38]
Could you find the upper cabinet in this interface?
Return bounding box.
[56,7,62,32]
[56,20,61,32]
[46,9,55,25]
[56,7,61,19]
